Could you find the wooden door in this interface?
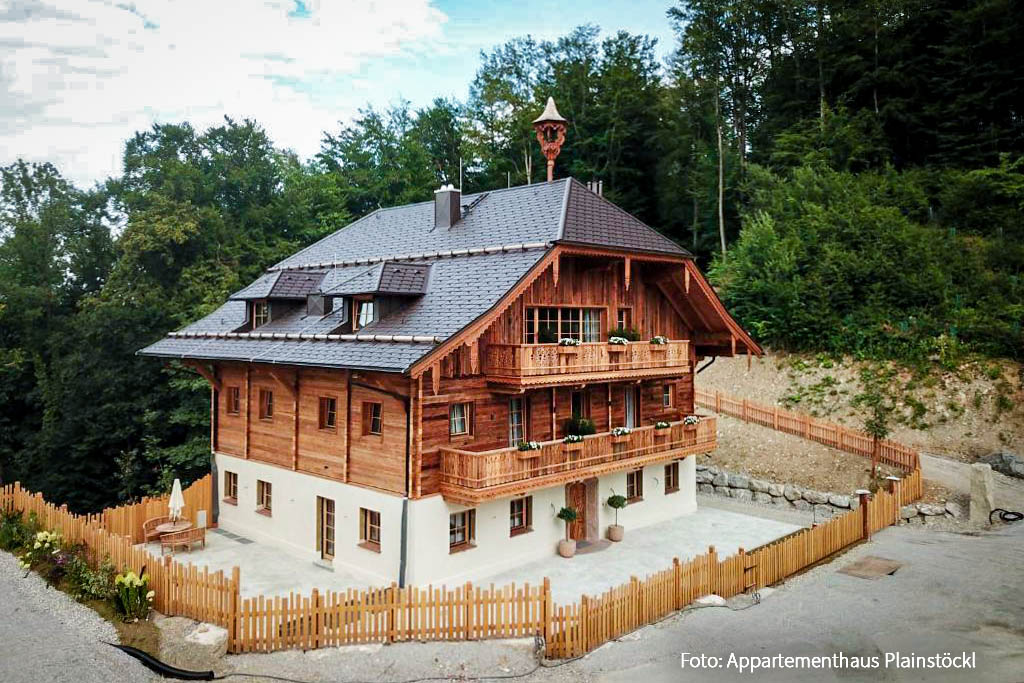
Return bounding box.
[317,496,335,560]
[566,482,587,540]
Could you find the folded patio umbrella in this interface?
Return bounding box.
[168,478,185,521]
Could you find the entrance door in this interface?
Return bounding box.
[316,497,335,561]
[566,482,587,540]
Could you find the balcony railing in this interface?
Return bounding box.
[439,416,717,504]
[483,340,690,384]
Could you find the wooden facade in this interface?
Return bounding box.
[204,248,725,503]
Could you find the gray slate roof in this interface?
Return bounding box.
[140,178,689,372]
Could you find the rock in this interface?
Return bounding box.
[705,466,720,476]
[157,618,228,672]
[731,488,752,502]
[750,479,769,493]
[917,504,944,516]
[828,494,851,509]
[773,496,792,507]
[714,485,731,496]
[813,504,833,519]
[945,501,962,518]
[694,594,727,607]
[695,471,713,484]
[783,485,802,501]
[695,464,708,472]
[900,505,918,520]
[698,483,715,494]
[849,496,860,510]
[728,473,750,489]
[767,483,784,497]
[803,490,828,505]
[793,500,811,511]
[712,473,729,487]
[753,492,773,504]
[970,463,996,523]
[979,449,1024,479]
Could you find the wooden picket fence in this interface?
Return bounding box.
[695,388,920,472]
[0,389,924,659]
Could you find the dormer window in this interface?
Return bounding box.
[252,301,270,328]
[355,299,374,330]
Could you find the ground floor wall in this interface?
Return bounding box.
[214,451,696,587]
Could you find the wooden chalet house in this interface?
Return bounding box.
[140,99,759,586]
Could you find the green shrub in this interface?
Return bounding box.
[563,416,597,436]
[67,555,116,602]
[606,326,639,342]
[0,510,29,551]
[114,569,155,622]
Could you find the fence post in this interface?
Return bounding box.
[715,391,721,413]
[672,557,681,609]
[230,566,240,650]
[580,595,590,654]
[542,577,552,647]
[386,583,397,644]
[311,588,320,648]
[708,545,717,595]
[857,490,871,540]
[772,406,778,430]
[464,581,474,640]
[742,399,748,420]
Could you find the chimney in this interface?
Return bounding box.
[434,183,461,229]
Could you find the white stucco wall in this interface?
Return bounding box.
[215,452,697,587]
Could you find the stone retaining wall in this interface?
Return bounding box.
[695,464,962,524]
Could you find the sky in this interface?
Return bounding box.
[0,0,678,188]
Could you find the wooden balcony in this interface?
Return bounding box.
[439,416,717,504]
[483,340,690,386]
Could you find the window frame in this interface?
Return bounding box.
[223,471,238,504]
[359,507,381,552]
[524,306,604,344]
[353,298,375,330]
[509,496,533,537]
[662,384,673,409]
[449,509,476,552]
[252,300,270,328]
[362,401,383,436]
[318,396,338,431]
[665,461,680,494]
[226,386,241,415]
[449,402,472,437]
[570,390,588,420]
[258,388,274,420]
[508,397,527,446]
[256,479,272,515]
[617,307,632,331]
[626,469,644,503]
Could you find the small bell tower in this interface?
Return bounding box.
[533,97,567,183]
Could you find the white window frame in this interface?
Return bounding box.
[508,397,526,446]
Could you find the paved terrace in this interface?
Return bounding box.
[145,498,806,601]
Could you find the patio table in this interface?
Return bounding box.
[155,520,193,536]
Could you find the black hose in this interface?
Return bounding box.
[695,356,716,374]
[105,643,215,680]
[989,508,1024,523]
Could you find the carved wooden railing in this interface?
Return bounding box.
[440,416,716,494]
[483,340,690,380]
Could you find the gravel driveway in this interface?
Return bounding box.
[0,552,156,683]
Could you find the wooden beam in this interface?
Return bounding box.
[244,366,251,460]
[684,268,690,294]
[468,340,479,375]
[431,362,441,395]
[184,361,221,392]
[292,371,300,471]
[552,255,560,287]
[624,256,631,291]
[550,387,557,438]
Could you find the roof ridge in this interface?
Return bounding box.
[167,330,442,343]
[268,241,552,272]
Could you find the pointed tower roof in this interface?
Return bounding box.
[533,96,566,124]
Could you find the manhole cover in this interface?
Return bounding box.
[839,555,903,580]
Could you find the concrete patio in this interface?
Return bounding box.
[147,498,804,602]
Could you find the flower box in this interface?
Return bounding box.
[563,440,584,453]
[517,449,543,460]
[610,427,633,444]
[611,434,631,444]
[557,345,580,355]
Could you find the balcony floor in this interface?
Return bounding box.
[467,497,806,604]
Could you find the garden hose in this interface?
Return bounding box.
[105,643,215,680]
[989,508,1024,523]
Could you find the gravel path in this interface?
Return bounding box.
[0,551,156,683]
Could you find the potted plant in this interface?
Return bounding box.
[557,337,582,354]
[606,327,640,342]
[564,416,597,436]
[606,494,627,542]
[516,441,542,459]
[611,426,632,444]
[562,433,585,453]
[649,335,668,345]
[556,506,579,558]
[682,415,700,430]
[653,420,671,443]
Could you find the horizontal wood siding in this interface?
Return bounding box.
[248,367,295,469]
[349,379,407,494]
[217,364,247,457]
[296,368,347,480]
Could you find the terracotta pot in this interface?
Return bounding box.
[607,524,624,542]
[557,539,577,558]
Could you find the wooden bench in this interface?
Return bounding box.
[160,527,206,555]
[142,516,171,543]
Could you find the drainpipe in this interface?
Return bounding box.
[696,356,716,374]
[399,393,412,588]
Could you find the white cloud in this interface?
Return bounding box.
[0,0,448,187]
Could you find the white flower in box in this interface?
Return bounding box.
[654,421,670,430]
[608,336,629,345]
[682,415,700,426]
[517,441,541,451]
[557,337,582,346]
[650,336,668,345]
[563,434,585,444]
[611,427,633,437]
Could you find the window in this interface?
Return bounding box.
[449,510,476,551]
[665,462,680,494]
[226,386,241,415]
[662,384,673,409]
[508,397,526,446]
[223,471,238,504]
[362,402,382,435]
[359,508,381,552]
[570,390,587,419]
[317,497,335,560]
[617,308,631,330]
[449,402,472,436]
[355,299,375,329]
[319,396,337,430]
[259,389,274,420]
[626,469,643,502]
[509,496,533,536]
[256,480,272,515]
[524,307,602,343]
[252,301,270,328]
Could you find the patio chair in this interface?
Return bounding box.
[142,516,171,543]
[160,527,206,555]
